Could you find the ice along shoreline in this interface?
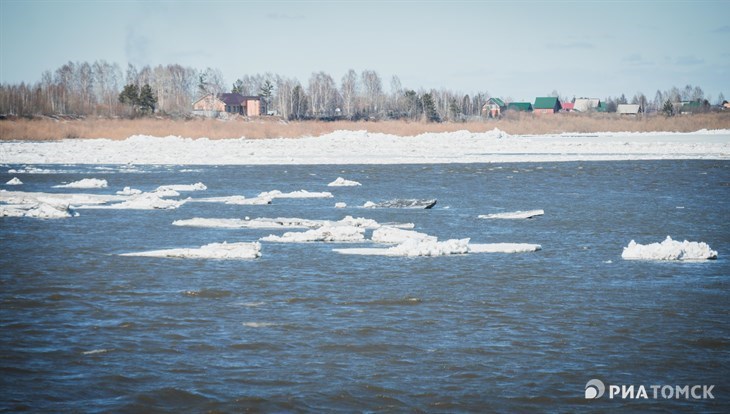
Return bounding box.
[1,128,729,165]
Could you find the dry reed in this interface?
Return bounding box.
[1,113,729,141]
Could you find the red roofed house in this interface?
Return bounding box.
[192,93,261,117]
[561,102,575,112]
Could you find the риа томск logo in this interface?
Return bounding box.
[585,378,715,400]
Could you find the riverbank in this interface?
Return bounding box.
[1,112,729,141]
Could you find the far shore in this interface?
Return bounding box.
[1,112,729,141]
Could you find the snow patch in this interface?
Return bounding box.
[621,236,717,260]
[121,241,261,259]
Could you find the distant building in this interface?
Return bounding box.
[561,102,575,112]
[617,104,642,115]
[482,97,506,118]
[723,101,730,110]
[573,98,600,112]
[533,97,562,114]
[506,102,533,112]
[680,100,710,114]
[192,93,261,117]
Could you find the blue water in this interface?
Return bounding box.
[1,161,729,412]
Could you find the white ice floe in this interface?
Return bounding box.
[1,201,76,219]
[258,189,333,199]
[261,225,365,243]
[362,199,437,209]
[621,236,718,261]
[335,238,471,257]
[371,227,437,244]
[478,209,545,219]
[116,186,142,195]
[155,182,207,192]
[173,217,321,229]
[4,129,727,165]
[79,192,185,210]
[328,177,362,187]
[53,178,108,189]
[468,243,543,253]
[120,241,261,259]
[335,202,347,208]
[187,195,272,205]
[5,177,22,185]
[1,190,125,212]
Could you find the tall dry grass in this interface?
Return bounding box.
[1,113,729,141]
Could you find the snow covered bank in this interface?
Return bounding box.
[53,178,108,189]
[120,241,261,259]
[2,129,728,165]
[328,177,361,187]
[622,236,718,260]
[479,209,545,219]
[5,177,22,185]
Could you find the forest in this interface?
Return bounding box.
[0,60,724,122]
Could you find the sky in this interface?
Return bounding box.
[1,0,728,101]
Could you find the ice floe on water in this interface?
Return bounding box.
[478,209,545,219]
[187,195,272,205]
[53,178,108,189]
[328,177,362,187]
[258,189,333,199]
[371,227,437,244]
[120,241,261,259]
[261,224,365,243]
[5,177,23,185]
[116,186,142,195]
[621,236,718,261]
[468,243,543,253]
[173,215,414,230]
[335,202,347,208]
[335,238,470,257]
[155,182,207,192]
[362,199,437,209]
[78,192,185,210]
[1,201,77,219]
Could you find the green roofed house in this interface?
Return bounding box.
[596,101,608,112]
[534,97,562,114]
[482,97,507,118]
[507,102,533,112]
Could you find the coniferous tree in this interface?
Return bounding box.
[138,84,157,114]
[422,93,439,122]
[662,99,675,117]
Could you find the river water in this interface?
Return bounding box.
[1,160,728,412]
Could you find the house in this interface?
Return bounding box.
[680,100,710,114]
[596,101,608,112]
[506,102,533,112]
[723,101,730,110]
[533,97,562,114]
[573,98,600,112]
[561,102,575,112]
[617,104,641,115]
[192,93,261,117]
[481,97,506,118]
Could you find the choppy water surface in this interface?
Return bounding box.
[2,161,729,412]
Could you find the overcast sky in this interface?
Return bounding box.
[1,0,728,101]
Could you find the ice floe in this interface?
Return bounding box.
[468,243,543,253]
[335,202,347,208]
[335,238,470,257]
[478,209,545,219]
[258,189,333,199]
[621,236,718,260]
[187,195,272,205]
[120,241,261,259]
[5,177,22,185]
[363,198,437,209]
[78,192,186,210]
[53,178,108,189]
[371,227,438,244]
[0,201,77,219]
[172,215,414,230]
[328,177,362,187]
[155,182,207,192]
[261,225,365,243]
[116,186,142,195]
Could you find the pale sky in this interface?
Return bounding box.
[1,0,728,101]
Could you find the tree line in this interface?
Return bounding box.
[0,60,724,121]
